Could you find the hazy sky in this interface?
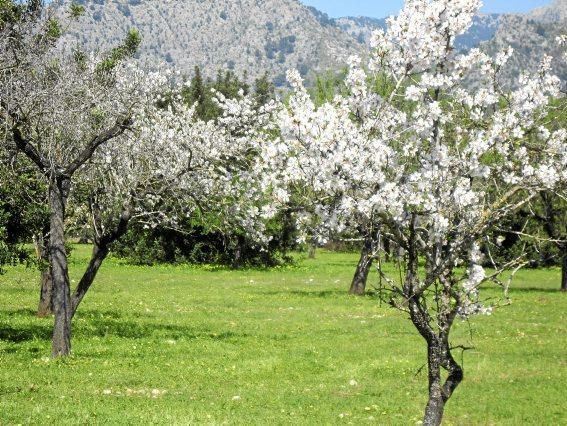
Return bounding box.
[301,0,553,18]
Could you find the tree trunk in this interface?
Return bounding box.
[71,207,131,317]
[383,238,391,263]
[36,231,53,317]
[308,244,316,259]
[561,244,567,292]
[71,243,109,317]
[424,343,445,426]
[231,235,245,269]
[37,267,53,317]
[349,238,373,295]
[48,180,72,357]
[422,339,463,426]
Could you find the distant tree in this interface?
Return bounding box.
[310,69,348,106]
[185,65,211,119]
[536,192,567,291]
[0,157,47,275]
[66,89,278,312]
[254,72,275,107]
[117,69,289,269]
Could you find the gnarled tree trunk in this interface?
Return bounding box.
[404,224,463,426]
[349,237,373,295]
[423,339,463,426]
[49,178,72,357]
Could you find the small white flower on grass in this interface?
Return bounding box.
[151,389,165,398]
[349,379,358,386]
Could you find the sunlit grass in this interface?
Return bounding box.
[0,246,565,424]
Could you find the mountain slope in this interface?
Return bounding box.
[58,0,362,84]
[529,0,567,22]
[335,14,501,52]
[482,0,566,87]
[56,0,566,87]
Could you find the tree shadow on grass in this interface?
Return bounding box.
[509,287,565,294]
[0,309,250,344]
[74,317,197,340]
[74,310,251,342]
[2,308,38,318]
[0,324,52,343]
[0,309,53,343]
[257,289,346,298]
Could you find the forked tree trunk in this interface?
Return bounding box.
[48,179,72,357]
[403,217,463,425]
[424,344,445,426]
[423,339,463,425]
[349,238,373,295]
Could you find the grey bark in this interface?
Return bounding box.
[49,178,72,357]
[71,207,131,317]
[349,237,373,295]
[71,244,108,317]
[404,215,463,426]
[422,339,463,426]
[37,267,53,317]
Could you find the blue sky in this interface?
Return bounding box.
[301,0,553,18]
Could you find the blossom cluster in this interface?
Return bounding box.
[80,75,280,245]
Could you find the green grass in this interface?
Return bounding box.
[0,246,565,425]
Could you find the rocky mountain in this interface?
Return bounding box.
[56,0,361,85]
[482,0,566,87]
[334,16,385,45]
[335,14,501,52]
[336,1,565,88]
[55,0,565,87]
[529,0,567,22]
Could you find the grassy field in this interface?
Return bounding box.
[0,246,565,425]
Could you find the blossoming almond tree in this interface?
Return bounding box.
[68,88,278,317]
[267,0,566,423]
